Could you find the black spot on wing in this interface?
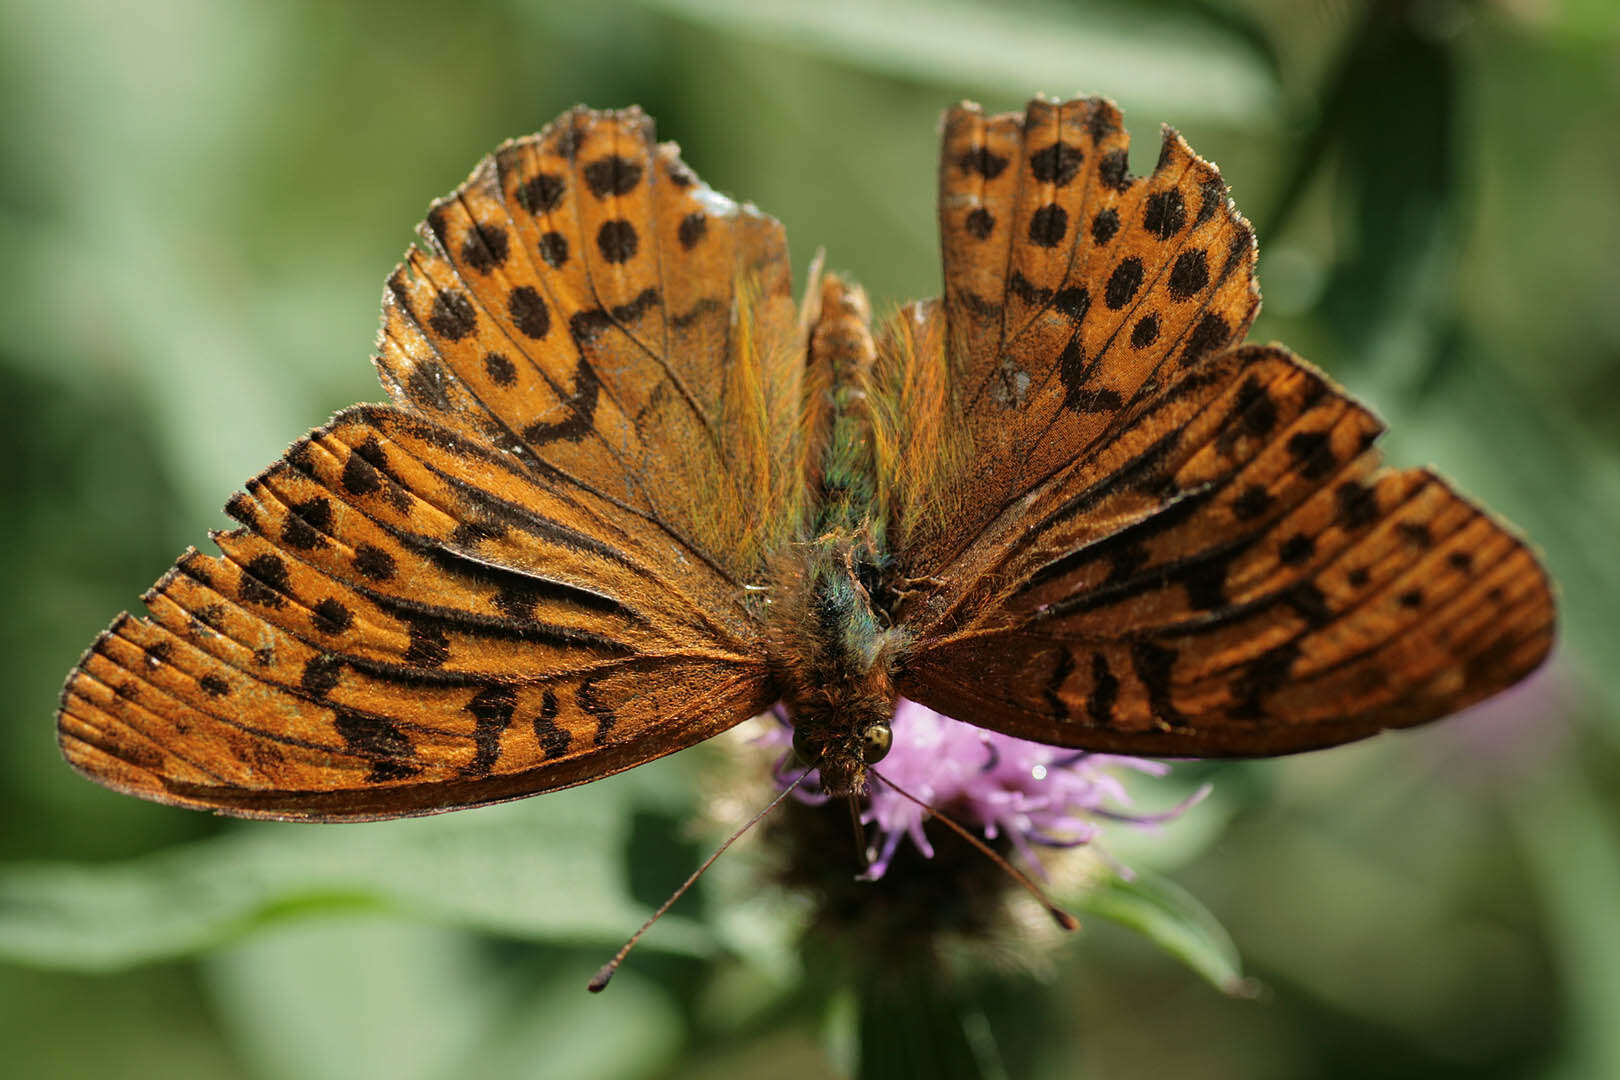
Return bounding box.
[665,161,695,187]
[483,351,517,386]
[1287,430,1338,480]
[1167,249,1209,300]
[1030,141,1083,185]
[1215,376,1278,454]
[464,684,516,776]
[1232,483,1274,521]
[429,290,477,341]
[515,173,565,214]
[281,497,334,551]
[1285,581,1333,626]
[406,360,452,411]
[580,676,617,747]
[1336,481,1380,529]
[1143,190,1186,240]
[1130,314,1160,348]
[583,155,643,198]
[1397,521,1432,547]
[342,452,383,496]
[508,286,551,340]
[677,212,707,250]
[569,308,614,343]
[333,709,420,782]
[957,146,1009,179]
[610,287,660,323]
[241,554,291,609]
[533,689,570,758]
[1105,258,1144,309]
[596,220,638,263]
[301,654,342,698]
[1053,287,1090,323]
[538,231,569,267]
[1279,533,1315,565]
[460,224,509,272]
[1098,149,1131,191]
[1087,652,1119,726]
[1196,177,1227,225]
[312,596,353,635]
[1180,312,1231,367]
[1231,640,1299,718]
[1091,208,1120,244]
[1130,641,1185,727]
[354,544,397,581]
[1028,203,1068,247]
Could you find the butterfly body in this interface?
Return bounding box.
[57,99,1554,821]
[774,274,904,796]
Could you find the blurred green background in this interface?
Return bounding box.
[3,0,1618,1077]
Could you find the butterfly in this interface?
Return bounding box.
[57,98,1556,821]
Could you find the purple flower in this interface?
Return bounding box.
[771,698,1208,880]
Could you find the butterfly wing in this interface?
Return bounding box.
[58,108,797,818]
[885,98,1555,755]
[378,105,802,577]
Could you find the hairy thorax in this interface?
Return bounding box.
[771,529,903,796]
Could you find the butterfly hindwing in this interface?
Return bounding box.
[893,99,1554,754]
[58,406,775,819]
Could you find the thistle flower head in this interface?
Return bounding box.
[769,698,1207,882]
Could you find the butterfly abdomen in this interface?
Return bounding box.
[805,274,884,539]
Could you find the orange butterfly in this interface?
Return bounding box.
[57,99,1555,821]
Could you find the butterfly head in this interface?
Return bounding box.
[789,708,894,797]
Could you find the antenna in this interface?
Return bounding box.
[868,766,1080,932]
[588,767,810,993]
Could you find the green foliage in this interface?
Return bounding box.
[1075,870,1249,997]
[0,772,713,972]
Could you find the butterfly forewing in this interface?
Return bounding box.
[379,106,801,579]
[893,99,1554,754]
[907,99,1259,571]
[58,108,794,819]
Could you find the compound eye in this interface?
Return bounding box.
[860,721,892,764]
[791,726,818,766]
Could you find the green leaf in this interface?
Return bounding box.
[1075,870,1252,996]
[204,916,683,1080]
[0,767,713,972]
[630,0,1278,124]
[1508,761,1620,1080]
